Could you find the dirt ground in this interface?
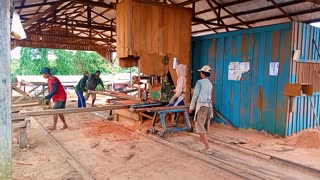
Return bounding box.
[12,98,240,180]
[11,96,320,179]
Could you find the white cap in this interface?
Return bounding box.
[198,65,211,73]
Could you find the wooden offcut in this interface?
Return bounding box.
[116,0,192,103]
[283,83,313,96]
[295,62,320,92]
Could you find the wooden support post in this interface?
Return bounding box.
[0,0,12,178]
[19,126,27,149]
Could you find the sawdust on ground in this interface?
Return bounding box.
[12,100,241,180]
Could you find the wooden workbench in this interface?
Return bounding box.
[113,101,189,130]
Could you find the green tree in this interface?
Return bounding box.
[51,49,75,75]
[17,47,49,75]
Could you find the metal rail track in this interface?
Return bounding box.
[93,113,320,179]
[31,112,320,179]
[204,133,320,177]
[29,116,95,180]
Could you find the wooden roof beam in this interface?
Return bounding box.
[195,0,252,15]
[209,0,251,28]
[193,0,304,25]
[203,24,217,33]
[205,0,228,31]
[192,17,244,29]
[91,9,111,20]
[305,0,320,5]
[37,19,115,32]
[17,0,26,14]
[27,33,115,43]
[23,1,65,28]
[91,9,112,22]
[178,0,201,6]
[268,0,293,21]
[14,1,60,9]
[192,6,320,34]
[70,0,115,9]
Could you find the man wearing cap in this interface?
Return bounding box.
[40,67,68,130]
[189,65,213,154]
[84,70,105,107]
[75,71,89,108]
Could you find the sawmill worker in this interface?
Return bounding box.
[168,64,187,106]
[85,70,105,107]
[75,71,89,108]
[189,65,213,154]
[40,67,68,130]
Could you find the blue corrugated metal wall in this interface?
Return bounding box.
[293,22,320,62]
[287,94,320,136]
[192,23,292,136]
[287,22,320,136]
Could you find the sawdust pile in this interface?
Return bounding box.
[284,130,320,148]
[81,121,138,141]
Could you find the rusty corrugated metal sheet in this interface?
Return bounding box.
[287,22,320,136]
[292,22,320,62]
[286,94,320,136]
[295,62,320,92]
[192,23,292,136]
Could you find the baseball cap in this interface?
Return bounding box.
[198,65,211,73]
[40,67,51,74]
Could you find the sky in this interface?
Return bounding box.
[10,22,320,59]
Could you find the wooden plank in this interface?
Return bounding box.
[12,85,33,102]
[90,90,141,101]
[27,84,41,94]
[12,99,39,104]
[132,3,141,55]
[0,0,11,178]
[151,5,159,54]
[35,87,48,97]
[18,127,27,149]
[11,101,41,108]
[23,1,65,27]
[113,99,141,105]
[11,105,129,120]
[133,105,189,112]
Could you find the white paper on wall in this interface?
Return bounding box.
[269,62,279,76]
[240,62,250,73]
[228,62,242,80]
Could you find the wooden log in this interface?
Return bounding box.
[0,0,12,178]
[11,105,130,120]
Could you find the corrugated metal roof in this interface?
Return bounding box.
[12,0,320,53]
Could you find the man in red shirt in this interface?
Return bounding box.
[40,67,68,130]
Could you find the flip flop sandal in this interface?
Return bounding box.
[199,149,213,155]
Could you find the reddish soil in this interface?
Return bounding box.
[81,121,139,141]
[283,130,320,148]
